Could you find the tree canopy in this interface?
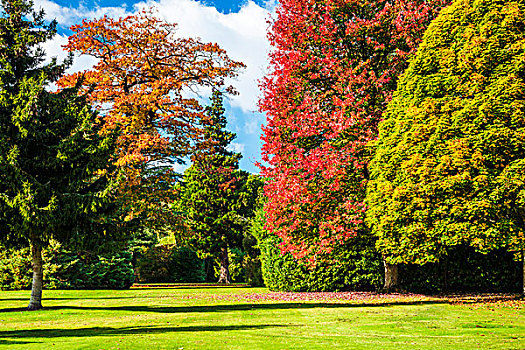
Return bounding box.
[259,0,449,262]
[366,0,525,266]
[57,10,245,224]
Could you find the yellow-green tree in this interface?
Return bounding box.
[367,0,525,291]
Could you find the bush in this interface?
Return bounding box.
[242,233,264,286]
[0,245,134,290]
[251,207,383,292]
[45,247,135,290]
[170,247,206,283]
[134,245,172,283]
[0,248,32,290]
[135,244,205,283]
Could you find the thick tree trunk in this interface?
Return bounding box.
[217,247,231,284]
[383,259,399,292]
[27,235,43,311]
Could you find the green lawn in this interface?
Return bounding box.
[0,287,523,349]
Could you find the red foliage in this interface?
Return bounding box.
[259,0,450,261]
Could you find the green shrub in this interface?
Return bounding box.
[251,207,383,292]
[135,245,172,283]
[0,248,32,290]
[135,244,205,283]
[0,245,134,290]
[243,255,263,286]
[241,232,264,286]
[170,247,206,283]
[46,249,134,290]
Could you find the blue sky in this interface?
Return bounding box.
[36,0,273,173]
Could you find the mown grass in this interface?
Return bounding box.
[0,286,523,349]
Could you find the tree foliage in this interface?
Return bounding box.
[57,10,245,224]
[366,0,525,265]
[259,0,449,261]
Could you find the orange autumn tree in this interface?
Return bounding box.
[58,10,245,223]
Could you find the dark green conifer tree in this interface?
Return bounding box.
[0,0,117,309]
[180,91,244,283]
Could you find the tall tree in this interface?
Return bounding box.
[0,0,117,310]
[259,0,449,275]
[57,10,245,225]
[366,0,525,292]
[180,91,244,283]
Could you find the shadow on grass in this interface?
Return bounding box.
[0,339,40,345]
[0,296,166,302]
[0,300,445,314]
[0,324,287,339]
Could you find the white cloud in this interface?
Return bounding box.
[36,0,273,113]
[242,111,266,135]
[40,33,98,73]
[136,0,272,112]
[227,142,245,154]
[171,162,190,174]
[34,0,130,26]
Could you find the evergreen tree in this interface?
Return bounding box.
[366,0,525,292]
[0,0,117,310]
[180,91,243,283]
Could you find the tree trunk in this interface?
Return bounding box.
[442,258,449,293]
[383,259,399,292]
[522,249,524,296]
[27,235,43,311]
[217,247,231,284]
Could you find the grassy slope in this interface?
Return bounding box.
[0,287,523,350]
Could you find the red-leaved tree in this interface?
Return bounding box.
[259,0,450,264]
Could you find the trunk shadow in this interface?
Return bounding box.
[0,324,289,339]
[0,300,446,314]
[0,339,40,345]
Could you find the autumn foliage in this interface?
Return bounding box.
[58,10,245,221]
[259,0,449,261]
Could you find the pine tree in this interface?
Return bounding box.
[180,91,243,283]
[0,0,117,310]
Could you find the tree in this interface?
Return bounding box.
[259,0,449,277]
[57,10,245,225]
[179,91,247,283]
[0,0,117,310]
[366,0,525,292]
